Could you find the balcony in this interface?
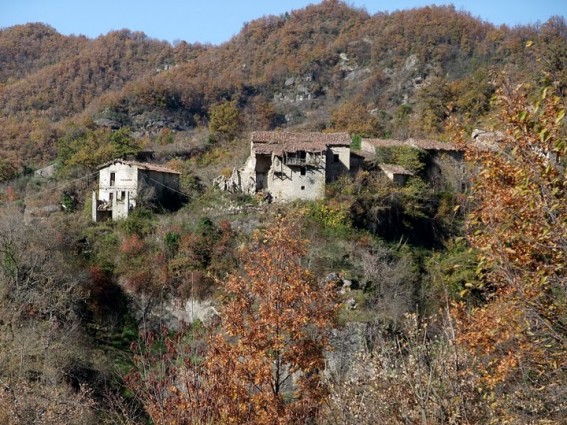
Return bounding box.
[285,157,306,166]
[284,155,322,167]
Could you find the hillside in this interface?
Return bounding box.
[0,2,565,423]
[0,1,564,181]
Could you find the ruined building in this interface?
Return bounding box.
[216,131,353,201]
[92,159,180,221]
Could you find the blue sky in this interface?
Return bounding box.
[1,0,565,45]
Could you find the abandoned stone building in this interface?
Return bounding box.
[217,131,353,201]
[361,137,466,191]
[92,159,180,221]
[377,163,414,185]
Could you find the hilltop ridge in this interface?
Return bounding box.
[1,1,564,181]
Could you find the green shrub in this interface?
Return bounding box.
[350,134,362,150]
[306,200,352,237]
[119,208,155,236]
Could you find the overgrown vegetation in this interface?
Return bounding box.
[0,1,565,423]
[1,2,565,181]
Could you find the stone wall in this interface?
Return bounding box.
[326,146,350,182]
[268,162,326,201]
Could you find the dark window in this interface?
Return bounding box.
[300,167,306,176]
[333,154,340,163]
[109,193,114,203]
[301,186,305,190]
[110,172,116,186]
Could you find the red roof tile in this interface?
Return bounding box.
[362,138,462,152]
[251,131,350,155]
[98,159,181,174]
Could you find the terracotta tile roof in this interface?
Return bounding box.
[98,159,181,174]
[378,163,414,176]
[362,138,406,149]
[407,138,462,151]
[362,138,462,152]
[251,131,350,155]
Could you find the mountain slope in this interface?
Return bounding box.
[0,0,564,181]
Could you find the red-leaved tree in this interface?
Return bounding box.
[127,215,338,424]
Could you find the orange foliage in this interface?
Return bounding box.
[5,186,17,202]
[330,98,382,136]
[127,216,339,424]
[205,216,338,424]
[455,83,567,421]
[119,233,145,255]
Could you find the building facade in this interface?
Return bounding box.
[92,160,180,221]
[219,131,352,202]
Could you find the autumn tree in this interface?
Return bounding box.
[538,16,567,97]
[208,100,242,142]
[329,99,383,137]
[0,159,18,183]
[209,215,338,423]
[245,97,282,130]
[456,83,567,422]
[127,216,338,424]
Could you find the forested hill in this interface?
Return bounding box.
[0,0,565,180]
[0,2,566,423]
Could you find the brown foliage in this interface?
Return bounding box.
[0,208,98,422]
[127,216,339,424]
[323,313,487,425]
[329,99,382,137]
[455,84,567,422]
[206,216,338,423]
[0,380,96,425]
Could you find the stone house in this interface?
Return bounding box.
[361,137,466,191]
[218,131,352,202]
[361,137,464,162]
[92,159,180,221]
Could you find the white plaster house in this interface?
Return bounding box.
[92,160,180,221]
[218,131,352,202]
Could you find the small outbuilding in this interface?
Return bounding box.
[92,159,180,222]
[378,163,414,185]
